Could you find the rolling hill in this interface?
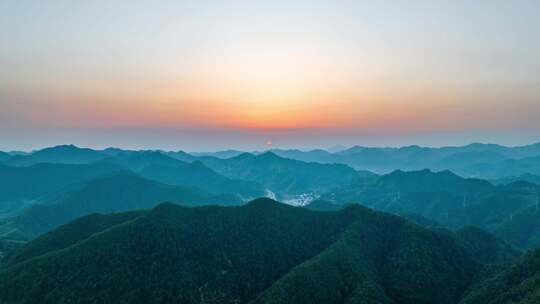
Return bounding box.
[198,152,371,200]
[461,249,540,304]
[256,142,540,179]
[1,173,242,240]
[0,162,124,217]
[0,199,519,304]
[324,170,540,249]
[99,151,265,198]
[4,145,107,166]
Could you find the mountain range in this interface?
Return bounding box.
[0,173,242,240]
[267,142,540,178]
[3,144,540,252]
[323,169,540,249]
[1,142,540,303]
[0,199,526,304]
[6,142,540,181]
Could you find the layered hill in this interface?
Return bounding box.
[1,173,242,240]
[81,150,265,199]
[325,169,495,225]
[5,142,540,180]
[261,142,540,179]
[0,199,519,304]
[0,162,124,217]
[5,145,107,166]
[324,170,540,249]
[198,152,370,200]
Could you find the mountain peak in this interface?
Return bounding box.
[257,151,281,159]
[38,144,81,152]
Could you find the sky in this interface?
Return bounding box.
[1,0,539,151]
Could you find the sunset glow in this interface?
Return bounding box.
[1,1,539,150]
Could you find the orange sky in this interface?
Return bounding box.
[1,1,539,150]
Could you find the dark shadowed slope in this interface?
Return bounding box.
[452,226,520,265]
[6,173,242,238]
[494,205,540,250]
[0,199,359,303]
[0,162,124,217]
[0,199,518,304]
[0,152,10,163]
[460,249,540,304]
[304,199,342,211]
[7,211,146,265]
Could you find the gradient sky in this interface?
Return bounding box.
[1,0,539,151]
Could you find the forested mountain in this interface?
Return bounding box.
[0,173,242,240]
[1,148,265,200]
[494,205,540,250]
[304,199,342,211]
[197,152,371,200]
[0,162,124,217]
[461,249,540,304]
[0,199,520,304]
[6,210,146,266]
[138,160,264,199]
[323,170,540,249]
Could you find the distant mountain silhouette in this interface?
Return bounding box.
[4,141,540,180]
[262,142,540,178]
[5,145,107,166]
[190,149,245,159]
[269,148,336,163]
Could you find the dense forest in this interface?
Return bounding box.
[0,199,536,304]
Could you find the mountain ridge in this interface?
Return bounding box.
[0,199,521,304]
